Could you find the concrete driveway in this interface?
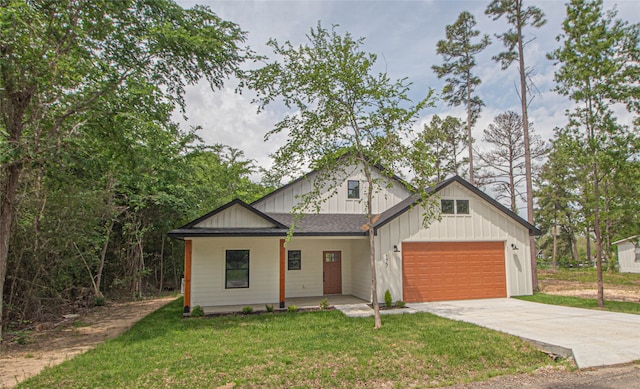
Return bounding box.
[410,298,640,368]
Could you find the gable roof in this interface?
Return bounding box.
[612,236,639,245]
[169,175,540,239]
[251,157,412,208]
[374,175,541,236]
[178,199,288,230]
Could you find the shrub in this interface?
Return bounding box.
[242,306,254,314]
[190,306,204,317]
[265,304,274,312]
[384,290,393,308]
[94,295,105,307]
[287,305,298,313]
[319,298,329,310]
[395,300,406,308]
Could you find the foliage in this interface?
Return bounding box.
[245,22,435,329]
[395,300,406,308]
[265,304,275,313]
[319,298,329,310]
[242,306,254,314]
[477,111,547,214]
[190,306,204,317]
[412,115,467,182]
[18,298,564,388]
[432,11,491,184]
[0,0,250,335]
[384,290,393,308]
[547,0,640,306]
[287,305,298,313]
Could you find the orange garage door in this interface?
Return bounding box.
[402,242,506,303]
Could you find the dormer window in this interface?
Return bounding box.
[348,180,360,199]
[441,199,469,215]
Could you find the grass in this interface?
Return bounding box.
[538,268,640,287]
[518,294,640,315]
[18,298,565,388]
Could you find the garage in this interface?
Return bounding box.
[402,241,506,303]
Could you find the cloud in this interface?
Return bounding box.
[173,0,639,182]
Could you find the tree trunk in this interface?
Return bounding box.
[515,1,538,291]
[0,163,22,339]
[552,212,558,272]
[466,71,474,185]
[586,227,592,265]
[364,166,381,329]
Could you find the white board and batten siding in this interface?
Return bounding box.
[189,236,372,307]
[284,238,370,301]
[253,163,410,214]
[194,203,276,229]
[375,181,533,301]
[615,239,640,273]
[190,237,280,307]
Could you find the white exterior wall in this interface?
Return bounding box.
[194,204,276,228]
[284,238,365,297]
[617,242,640,273]
[375,182,533,302]
[253,164,410,214]
[190,237,280,307]
[350,239,372,301]
[190,236,371,307]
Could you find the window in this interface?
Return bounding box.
[456,199,469,214]
[441,199,455,214]
[441,199,469,215]
[347,180,360,199]
[225,250,249,288]
[288,250,301,270]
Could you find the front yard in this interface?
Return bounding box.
[18,298,565,388]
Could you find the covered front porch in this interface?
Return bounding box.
[201,294,368,315]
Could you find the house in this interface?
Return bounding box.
[168,163,539,313]
[612,236,640,273]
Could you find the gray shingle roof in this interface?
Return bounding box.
[267,213,369,234]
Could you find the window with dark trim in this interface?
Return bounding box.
[225,250,249,288]
[456,199,469,214]
[288,250,301,270]
[347,180,360,199]
[441,199,470,215]
[441,199,455,214]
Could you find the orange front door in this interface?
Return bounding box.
[323,251,342,294]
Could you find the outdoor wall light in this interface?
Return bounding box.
[511,243,519,250]
[393,245,400,253]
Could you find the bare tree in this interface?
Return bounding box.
[478,111,546,214]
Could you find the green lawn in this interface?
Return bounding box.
[538,268,640,287]
[517,293,640,315]
[18,298,565,388]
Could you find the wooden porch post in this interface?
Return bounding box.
[279,239,285,308]
[184,240,192,313]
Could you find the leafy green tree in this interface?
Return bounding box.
[548,0,640,306]
[413,115,467,182]
[486,0,547,290]
[247,23,435,328]
[0,0,247,335]
[432,11,490,185]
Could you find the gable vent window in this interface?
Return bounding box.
[348,180,360,199]
[441,199,470,215]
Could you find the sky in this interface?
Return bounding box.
[173,0,639,188]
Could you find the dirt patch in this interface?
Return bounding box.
[0,296,175,388]
[540,279,640,302]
